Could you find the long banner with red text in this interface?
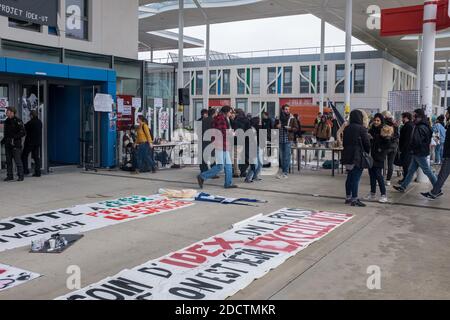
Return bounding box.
[57,208,353,300]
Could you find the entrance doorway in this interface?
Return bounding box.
[80,86,101,169]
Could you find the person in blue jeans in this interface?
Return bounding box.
[341,110,371,207]
[394,109,437,192]
[197,106,237,189]
[433,115,446,165]
[276,104,299,179]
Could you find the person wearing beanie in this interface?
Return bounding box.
[394,109,437,192]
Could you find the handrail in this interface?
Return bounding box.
[146,44,375,64]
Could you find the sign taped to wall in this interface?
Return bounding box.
[56,208,352,300]
[0,263,41,292]
[0,196,194,253]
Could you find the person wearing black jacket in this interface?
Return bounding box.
[422,107,450,199]
[22,110,43,177]
[342,109,371,207]
[394,109,437,192]
[1,107,25,181]
[398,112,414,182]
[233,109,251,177]
[199,109,213,173]
[245,116,262,183]
[365,114,391,203]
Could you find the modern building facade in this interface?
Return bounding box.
[172,49,442,128]
[0,0,140,171]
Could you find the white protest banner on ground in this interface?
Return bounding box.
[0,196,194,253]
[56,208,353,300]
[0,263,41,292]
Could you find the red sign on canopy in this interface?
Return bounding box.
[381,0,450,37]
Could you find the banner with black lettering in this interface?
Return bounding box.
[0,0,58,26]
[0,196,194,253]
[56,208,353,300]
[0,263,40,292]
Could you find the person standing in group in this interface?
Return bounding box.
[22,110,42,177]
[342,109,371,207]
[365,113,392,203]
[421,107,450,200]
[432,115,446,165]
[199,108,214,173]
[1,107,26,182]
[245,116,263,183]
[262,112,273,167]
[233,109,251,178]
[398,112,414,183]
[314,114,332,160]
[135,115,156,173]
[394,109,437,193]
[197,106,237,189]
[275,104,299,179]
[382,111,399,186]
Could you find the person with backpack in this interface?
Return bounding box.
[365,113,392,203]
[1,107,26,182]
[342,109,371,207]
[394,109,437,193]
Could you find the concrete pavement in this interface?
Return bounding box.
[0,165,449,300]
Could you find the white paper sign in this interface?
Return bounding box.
[159,111,169,130]
[0,263,41,292]
[94,94,113,113]
[117,98,125,113]
[57,208,353,300]
[0,97,8,109]
[132,97,142,109]
[154,98,163,109]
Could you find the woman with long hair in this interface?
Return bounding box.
[135,115,156,173]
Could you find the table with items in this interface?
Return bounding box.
[153,141,192,168]
[291,144,344,177]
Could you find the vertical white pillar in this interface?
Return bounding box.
[421,0,437,117]
[320,18,325,114]
[205,22,210,109]
[445,60,448,111]
[416,36,422,91]
[178,0,185,127]
[344,0,352,114]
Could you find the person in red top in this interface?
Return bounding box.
[197,106,237,189]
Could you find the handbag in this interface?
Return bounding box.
[359,137,373,169]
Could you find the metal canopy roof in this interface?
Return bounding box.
[138,0,450,68]
[139,30,204,51]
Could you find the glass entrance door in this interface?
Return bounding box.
[18,80,48,173]
[80,86,101,169]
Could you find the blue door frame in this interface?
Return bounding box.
[0,57,117,168]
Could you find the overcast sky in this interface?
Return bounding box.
[139,14,371,61]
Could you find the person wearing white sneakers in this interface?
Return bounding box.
[365,113,393,204]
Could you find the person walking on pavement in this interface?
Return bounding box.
[393,109,437,193]
[398,112,414,184]
[197,106,237,189]
[1,107,26,182]
[421,107,450,200]
[199,109,214,173]
[432,115,446,165]
[22,110,42,177]
[342,109,371,207]
[365,113,392,203]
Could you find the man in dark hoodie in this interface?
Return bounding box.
[199,108,215,173]
[342,109,371,207]
[398,112,414,182]
[394,108,437,192]
[421,107,450,200]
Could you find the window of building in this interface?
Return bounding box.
[252,68,260,95]
[283,67,293,94]
[300,66,310,94]
[195,71,203,96]
[236,99,248,112]
[335,64,345,94]
[8,18,41,32]
[268,67,277,94]
[237,69,246,95]
[194,99,204,120]
[354,64,365,93]
[66,0,89,40]
[1,39,61,63]
[210,70,217,95]
[251,102,261,116]
[223,69,230,95]
[317,65,328,94]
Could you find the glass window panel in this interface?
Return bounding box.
[222,70,230,95]
[267,67,277,94]
[300,66,310,94]
[252,68,260,95]
[210,70,217,95]
[66,0,89,40]
[354,64,365,93]
[283,67,293,94]
[335,64,345,94]
[196,71,203,96]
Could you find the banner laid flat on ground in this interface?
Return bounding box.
[57,208,353,300]
[0,196,194,253]
[0,263,41,292]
